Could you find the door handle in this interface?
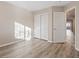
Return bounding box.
[53,28,56,30]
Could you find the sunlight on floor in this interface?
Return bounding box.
[66,29,72,37]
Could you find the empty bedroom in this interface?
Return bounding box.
[0,0,79,58]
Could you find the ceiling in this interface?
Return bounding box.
[7,1,70,11]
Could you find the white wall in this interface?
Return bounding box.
[0,2,33,45]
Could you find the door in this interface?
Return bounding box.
[40,13,48,40]
[34,15,40,38]
[53,12,66,43]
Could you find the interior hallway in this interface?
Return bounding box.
[0,1,79,58]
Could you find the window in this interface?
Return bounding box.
[14,21,31,40]
[15,22,24,40]
[25,26,31,40]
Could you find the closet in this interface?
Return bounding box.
[34,13,48,40]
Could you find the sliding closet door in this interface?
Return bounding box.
[34,15,40,38]
[40,13,48,40]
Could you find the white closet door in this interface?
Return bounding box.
[53,12,66,43]
[41,13,48,40]
[34,15,40,38]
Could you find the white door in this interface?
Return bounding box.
[53,12,66,43]
[40,13,48,40]
[34,15,40,38]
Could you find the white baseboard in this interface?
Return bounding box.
[0,40,23,48]
[52,40,65,43]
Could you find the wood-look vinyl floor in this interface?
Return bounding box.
[0,38,79,58]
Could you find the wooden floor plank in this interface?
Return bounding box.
[0,38,78,58]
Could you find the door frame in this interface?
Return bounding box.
[65,7,76,49]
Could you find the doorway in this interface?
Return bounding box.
[66,7,75,47]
